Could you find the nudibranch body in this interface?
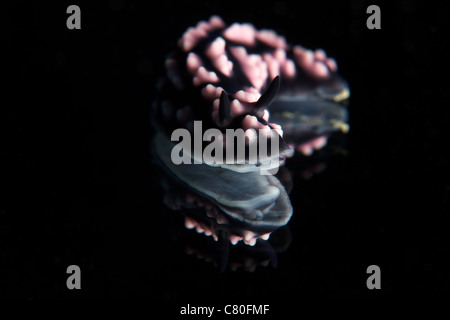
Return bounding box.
[152,16,349,249]
[154,15,349,171]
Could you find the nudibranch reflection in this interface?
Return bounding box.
[152,135,294,271]
[152,16,349,252]
[153,133,292,241]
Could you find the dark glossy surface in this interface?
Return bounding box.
[2,1,448,301]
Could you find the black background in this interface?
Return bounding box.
[1,0,449,304]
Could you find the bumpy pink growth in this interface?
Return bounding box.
[282,59,296,78]
[297,144,313,156]
[179,16,225,52]
[312,61,329,78]
[206,37,233,77]
[293,45,337,79]
[230,99,245,117]
[325,57,337,72]
[215,54,233,76]
[209,15,226,28]
[294,46,314,68]
[229,46,268,91]
[193,66,219,86]
[235,88,261,103]
[267,48,296,79]
[223,23,257,46]
[212,97,247,123]
[311,136,327,149]
[314,49,327,60]
[201,84,220,100]
[245,87,262,100]
[180,27,203,52]
[184,216,196,229]
[206,37,226,58]
[186,52,202,74]
[269,122,283,137]
[262,110,270,122]
[241,115,269,131]
[263,53,280,80]
[230,235,241,245]
[256,29,287,48]
[296,136,328,155]
[274,48,286,61]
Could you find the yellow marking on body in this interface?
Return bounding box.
[333,88,350,102]
[281,111,295,119]
[330,120,350,133]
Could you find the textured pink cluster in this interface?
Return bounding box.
[163,16,342,156]
[178,15,337,87]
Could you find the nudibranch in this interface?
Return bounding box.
[153,15,349,172]
[151,16,349,249]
